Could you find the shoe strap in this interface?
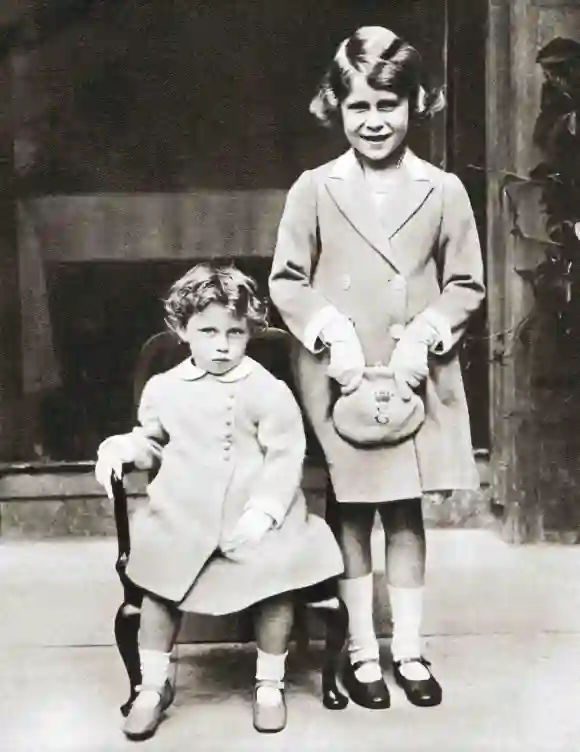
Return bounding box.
[351,658,381,672]
[395,657,432,669]
[255,679,284,691]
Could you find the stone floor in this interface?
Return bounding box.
[1,530,580,752]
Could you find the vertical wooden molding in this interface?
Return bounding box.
[0,55,21,461]
[486,0,538,542]
[486,0,512,514]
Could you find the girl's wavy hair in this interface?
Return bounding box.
[163,263,268,335]
[310,26,445,127]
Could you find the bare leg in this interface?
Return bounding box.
[378,498,426,588]
[378,499,429,679]
[252,593,294,731]
[253,592,294,655]
[334,504,384,683]
[334,503,376,579]
[123,594,182,740]
[139,594,182,652]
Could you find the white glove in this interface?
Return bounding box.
[386,314,445,392]
[95,437,133,499]
[387,337,429,391]
[221,508,274,557]
[322,317,365,395]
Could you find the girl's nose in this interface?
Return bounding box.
[365,108,385,130]
[215,336,229,352]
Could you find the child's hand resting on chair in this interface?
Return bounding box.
[95,437,134,499]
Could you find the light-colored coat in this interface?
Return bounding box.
[269,149,486,503]
[119,356,343,613]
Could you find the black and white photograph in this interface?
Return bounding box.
[0,1,579,750]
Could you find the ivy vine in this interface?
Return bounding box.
[500,37,580,347]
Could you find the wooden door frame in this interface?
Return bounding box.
[445,0,491,453]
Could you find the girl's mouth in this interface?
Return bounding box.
[362,134,390,143]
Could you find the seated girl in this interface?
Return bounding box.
[95,262,344,739]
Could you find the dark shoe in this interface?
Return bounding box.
[122,680,174,741]
[393,657,442,707]
[252,680,287,733]
[322,664,349,710]
[342,659,390,709]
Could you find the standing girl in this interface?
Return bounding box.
[95,263,343,738]
[269,26,485,709]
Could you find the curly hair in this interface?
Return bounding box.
[309,26,445,128]
[163,263,268,335]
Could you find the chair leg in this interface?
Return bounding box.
[318,481,349,708]
[114,596,142,717]
[303,578,349,710]
[307,596,349,710]
[293,599,311,655]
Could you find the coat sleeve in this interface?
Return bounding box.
[98,377,168,471]
[269,170,347,352]
[422,172,486,352]
[244,378,307,526]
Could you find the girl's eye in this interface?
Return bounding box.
[378,99,400,111]
[199,327,217,334]
[347,101,368,112]
[229,329,246,336]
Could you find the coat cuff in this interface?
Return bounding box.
[244,497,286,528]
[303,306,345,353]
[419,308,453,354]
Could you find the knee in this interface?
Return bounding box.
[142,592,181,622]
[335,503,376,540]
[380,498,425,538]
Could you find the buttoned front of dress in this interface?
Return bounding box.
[122,356,344,607]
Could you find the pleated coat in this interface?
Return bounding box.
[113,356,343,613]
[269,149,486,503]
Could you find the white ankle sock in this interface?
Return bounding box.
[387,585,429,679]
[339,574,382,682]
[255,649,286,706]
[139,649,171,692]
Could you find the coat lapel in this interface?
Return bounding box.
[325,149,434,274]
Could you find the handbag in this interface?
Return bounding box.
[332,366,425,447]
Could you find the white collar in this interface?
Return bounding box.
[173,355,256,382]
[330,148,431,181]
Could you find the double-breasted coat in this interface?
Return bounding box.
[269,149,486,503]
[108,356,343,614]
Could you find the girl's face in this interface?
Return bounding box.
[340,75,409,167]
[177,303,250,375]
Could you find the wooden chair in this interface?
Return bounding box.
[112,327,349,716]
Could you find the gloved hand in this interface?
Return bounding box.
[221,508,274,558]
[386,315,441,392]
[94,437,134,499]
[321,316,365,395]
[387,337,429,391]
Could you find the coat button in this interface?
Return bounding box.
[340,274,352,291]
[391,274,406,291]
[390,324,405,340]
